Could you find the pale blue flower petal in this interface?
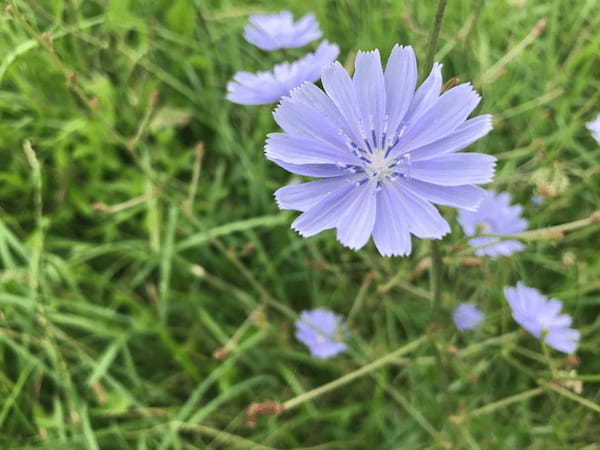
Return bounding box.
[284,82,353,138]
[291,183,356,237]
[295,308,348,359]
[274,91,349,148]
[321,61,365,144]
[270,160,346,177]
[586,113,600,144]
[227,41,339,105]
[404,62,443,125]
[353,50,386,140]
[275,177,350,211]
[504,282,579,354]
[336,183,377,250]
[265,133,361,166]
[408,153,496,186]
[400,179,486,211]
[458,190,527,257]
[399,84,481,154]
[546,328,580,354]
[372,185,412,256]
[389,182,451,239]
[453,303,484,331]
[410,115,493,161]
[244,11,322,51]
[384,45,417,137]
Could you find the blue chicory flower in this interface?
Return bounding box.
[586,113,600,144]
[268,45,495,256]
[504,282,580,354]
[244,11,322,51]
[295,308,348,359]
[453,303,484,331]
[457,190,527,257]
[530,195,543,206]
[227,41,339,105]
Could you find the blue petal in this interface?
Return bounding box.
[286,82,352,138]
[400,179,486,211]
[404,62,443,125]
[353,50,386,140]
[384,45,417,137]
[274,92,347,148]
[401,83,482,153]
[265,133,360,166]
[270,159,346,177]
[227,71,285,105]
[546,328,580,354]
[244,11,322,51]
[275,177,350,212]
[388,181,451,239]
[410,115,493,161]
[291,183,356,237]
[372,184,412,257]
[408,153,496,186]
[227,42,338,105]
[321,62,365,145]
[336,182,377,250]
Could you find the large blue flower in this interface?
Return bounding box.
[457,190,527,257]
[505,282,580,354]
[267,45,495,256]
[244,11,322,51]
[227,41,339,105]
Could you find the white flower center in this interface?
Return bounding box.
[365,149,396,181]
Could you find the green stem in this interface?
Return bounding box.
[469,387,545,418]
[282,337,425,411]
[424,0,449,74]
[429,240,443,321]
[422,0,451,410]
[540,331,558,379]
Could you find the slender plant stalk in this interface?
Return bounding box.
[429,240,443,321]
[424,0,450,317]
[469,387,545,418]
[282,337,425,411]
[423,0,451,411]
[483,210,600,241]
[424,0,449,75]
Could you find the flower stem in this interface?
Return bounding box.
[469,387,545,418]
[422,0,452,411]
[282,337,425,411]
[429,240,443,322]
[424,0,449,74]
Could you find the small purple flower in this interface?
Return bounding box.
[453,303,484,331]
[295,308,348,359]
[268,45,495,256]
[227,41,339,105]
[244,11,322,51]
[531,195,543,206]
[504,282,580,354]
[586,113,600,144]
[458,190,527,257]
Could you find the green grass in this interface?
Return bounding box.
[1,0,600,448]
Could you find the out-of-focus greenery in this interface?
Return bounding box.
[0,0,599,448]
